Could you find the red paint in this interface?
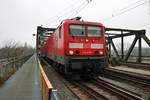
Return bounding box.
[41,19,107,63]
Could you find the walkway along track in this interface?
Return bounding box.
[103,68,150,87]
[119,62,150,70]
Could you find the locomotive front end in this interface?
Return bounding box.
[64,20,108,78]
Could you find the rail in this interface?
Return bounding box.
[38,59,58,100]
[73,81,108,100]
[104,68,150,86]
[93,78,144,100]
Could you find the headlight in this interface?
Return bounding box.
[99,51,103,55]
[69,50,74,55]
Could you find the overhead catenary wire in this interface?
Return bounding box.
[46,0,87,27]
[114,1,149,17]
[51,0,91,26]
[104,0,149,21]
[43,0,80,26]
[68,0,91,18]
[66,1,88,18]
[44,0,92,27]
[116,0,144,13]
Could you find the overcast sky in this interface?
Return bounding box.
[0,0,150,47]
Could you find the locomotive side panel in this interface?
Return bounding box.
[54,25,65,64]
[46,34,54,60]
[46,25,65,65]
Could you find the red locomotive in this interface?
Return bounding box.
[38,17,108,79]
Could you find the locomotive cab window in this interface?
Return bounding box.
[87,26,102,37]
[69,25,85,36]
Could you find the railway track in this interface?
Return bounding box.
[69,79,144,100]
[41,58,145,100]
[92,78,144,100]
[71,81,109,100]
[41,58,114,100]
[103,68,150,87]
[41,58,95,100]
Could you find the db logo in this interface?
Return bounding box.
[84,44,91,48]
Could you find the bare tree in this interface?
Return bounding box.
[0,40,34,59]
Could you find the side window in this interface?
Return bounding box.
[59,26,62,38]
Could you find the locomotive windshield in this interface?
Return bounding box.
[69,25,102,37]
[70,25,85,36]
[87,26,102,37]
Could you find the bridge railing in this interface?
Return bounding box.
[0,54,33,85]
[0,56,19,64]
[38,59,58,100]
[0,55,33,65]
[127,56,150,63]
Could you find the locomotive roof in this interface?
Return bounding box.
[54,19,105,32]
[61,19,104,27]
